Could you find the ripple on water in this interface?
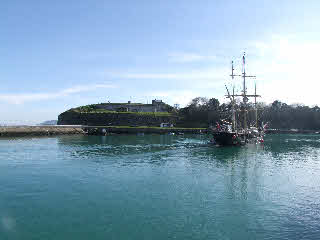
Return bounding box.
[0,134,320,239]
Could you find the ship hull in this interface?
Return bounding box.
[212,131,242,146]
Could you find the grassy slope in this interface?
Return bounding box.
[71,108,173,116]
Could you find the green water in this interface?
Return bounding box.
[0,134,320,239]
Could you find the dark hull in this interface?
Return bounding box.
[212,130,264,146]
[212,131,241,146]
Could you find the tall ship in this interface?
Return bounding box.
[211,53,264,146]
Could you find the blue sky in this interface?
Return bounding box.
[1,0,319,124]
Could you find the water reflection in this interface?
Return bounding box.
[262,134,320,168]
[2,134,320,239]
[58,134,187,146]
[56,134,320,204]
[264,134,320,154]
[57,134,210,166]
[56,134,320,169]
[57,134,266,165]
[58,134,207,153]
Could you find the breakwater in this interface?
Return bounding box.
[2,126,317,137]
[0,126,207,137]
[0,126,84,137]
[84,126,208,135]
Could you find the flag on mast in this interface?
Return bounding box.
[243,52,246,73]
[231,61,234,79]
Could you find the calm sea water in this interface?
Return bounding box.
[0,134,320,240]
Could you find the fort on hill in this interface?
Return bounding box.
[95,99,168,113]
[57,99,177,126]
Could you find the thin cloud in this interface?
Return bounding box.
[105,66,230,105]
[168,53,216,63]
[249,35,320,105]
[115,67,228,82]
[0,84,116,104]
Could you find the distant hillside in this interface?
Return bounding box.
[57,102,177,126]
[39,120,58,125]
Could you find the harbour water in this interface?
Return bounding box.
[0,134,320,239]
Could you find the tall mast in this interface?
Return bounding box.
[255,83,258,128]
[231,61,236,132]
[241,52,256,132]
[227,53,260,135]
[233,85,236,131]
[242,53,247,132]
[243,54,246,98]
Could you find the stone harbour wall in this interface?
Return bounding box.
[0,126,84,137]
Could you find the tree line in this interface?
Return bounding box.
[176,97,320,130]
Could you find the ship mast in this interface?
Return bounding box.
[227,53,260,136]
[231,61,236,132]
[233,85,236,131]
[255,83,258,128]
[241,52,256,134]
[243,54,247,132]
[226,61,238,132]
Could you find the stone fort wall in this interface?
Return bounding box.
[97,100,167,112]
[58,112,176,126]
